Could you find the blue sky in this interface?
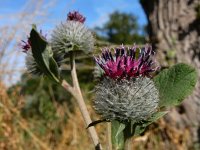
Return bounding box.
[0,0,147,86]
[0,0,147,29]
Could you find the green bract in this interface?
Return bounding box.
[29,28,60,83]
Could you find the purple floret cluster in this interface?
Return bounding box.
[95,45,159,79]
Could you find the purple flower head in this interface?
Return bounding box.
[95,44,159,79]
[67,11,86,23]
[20,30,47,53]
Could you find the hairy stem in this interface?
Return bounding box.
[61,52,101,150]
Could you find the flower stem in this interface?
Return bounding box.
[61,52,102,150]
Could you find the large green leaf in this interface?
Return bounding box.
[134,111,168,136]
[111,120,125,150]
[30,28,60,83]
[154,63,197,107]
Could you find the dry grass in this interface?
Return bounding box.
[0,82,108,150]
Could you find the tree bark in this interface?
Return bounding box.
[140,0,200,149]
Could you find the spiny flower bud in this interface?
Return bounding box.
[67,11,86,23]
[94,44,159,79]
[51,21,94,55]
[94,77,159,122]
[20,30,46,75]
[21,31,62,76]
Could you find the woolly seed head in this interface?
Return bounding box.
[51,21,94,55]
[94,77,159,122]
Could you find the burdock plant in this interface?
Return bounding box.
[20,11,197,150]
[91,45,197,150]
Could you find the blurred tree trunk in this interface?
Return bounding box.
[140,0,200,149]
